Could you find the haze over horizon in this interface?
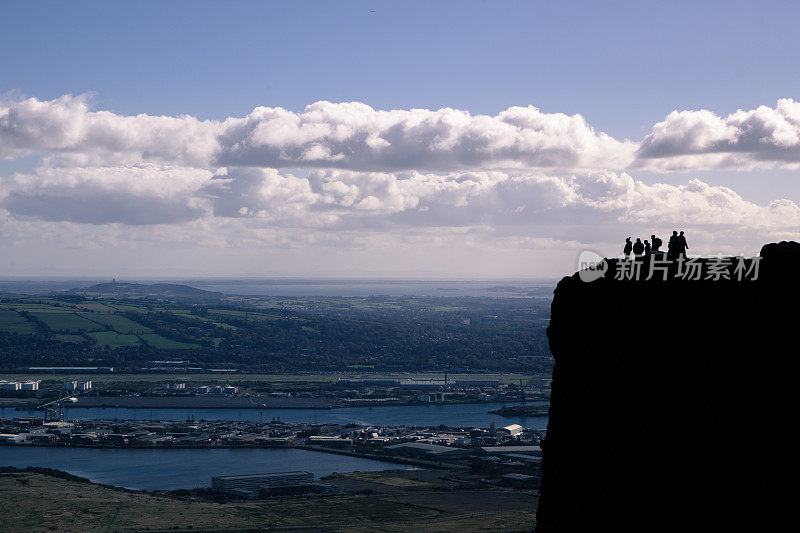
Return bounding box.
[3,1,800,278]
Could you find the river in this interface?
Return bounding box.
[6,401,549,430]
[0,446,415,490]
[1,402,549,490]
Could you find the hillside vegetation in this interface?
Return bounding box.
[0,286,552,373]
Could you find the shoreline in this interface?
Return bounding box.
[7,397,547,412]
[0,441,462,470]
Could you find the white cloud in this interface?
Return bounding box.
[636,98,800,170]
[4,164,796,236]
[8,94,800,174]
[0,164,213,224]
[2,93,799,276]
[1,95,636,171]
[0,94,220,167]
[215,101,636,171]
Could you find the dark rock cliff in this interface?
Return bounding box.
[536,242,797,532]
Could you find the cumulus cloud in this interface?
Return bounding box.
[215,101,636,171]
[0,164,213,224]
[3,161,797,240]
[0,95,636,171]
[0,94,220,166]
[2,93,800,275]
[202,168,800,234]
[636,98,800,169]
[9,93,800,173]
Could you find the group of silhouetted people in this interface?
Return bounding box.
[623,231,688,260]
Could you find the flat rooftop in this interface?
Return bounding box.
[212,471,311,481]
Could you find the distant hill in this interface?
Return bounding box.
[68,282,224,302]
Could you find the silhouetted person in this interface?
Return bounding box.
[644,240,651,255]
[632,238,644,256]
[623,237,632,259]
[667,230,679,260]
[651,234,662,253]
[679,231,689,259]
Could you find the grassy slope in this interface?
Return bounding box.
[78,313,152,334]
[28,311,105,332]
[0,310,36,334]
[87,331,142,348]
[0,470,536,532]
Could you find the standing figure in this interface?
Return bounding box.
[651,234,663,253]
[667,231,679,260]
[623,237,633,259]
[632,238,644,256]
[679,231,689,259]
[644,240,651,255]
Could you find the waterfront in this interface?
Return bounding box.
[0,447,414,490]
[6,401,549,430]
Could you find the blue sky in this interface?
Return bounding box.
[5,1,799,137]
[1,1,799,277]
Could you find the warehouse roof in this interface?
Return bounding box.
[384,442,474,457]
[479,445,542,456]
[212,471,311,481]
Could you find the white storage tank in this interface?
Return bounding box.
[0,381,21,391]
[21,380,40,391]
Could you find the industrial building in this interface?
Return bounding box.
[479,445,542,456]
[501,424,524,437]
[0,381,21,391]
[197,384,238,394]
[64,381,92,391]
[340,378,500,390]
[308,435,353,447]
[0,434,27,443]
[384,442,475,459]
[0,380,40,391]
[21,380,40,391]
[211,471,314,499]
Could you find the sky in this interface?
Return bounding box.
[2,0,800,278]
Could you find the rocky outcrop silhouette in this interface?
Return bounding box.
[536,242,797,532]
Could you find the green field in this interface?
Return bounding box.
[54,334,88,343]
[87,331,142,348]
[208,309,281,321]
[138,333,197,350]
[29,311,105,333]
[0,310,36,333]
[172,311,238,329]
[78,313,151,334]
[107,303,152,312]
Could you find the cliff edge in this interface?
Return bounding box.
[536,242,797,532]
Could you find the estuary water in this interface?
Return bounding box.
[0,402,548,490]
[0,446,414,490]
[8,401,549,430]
